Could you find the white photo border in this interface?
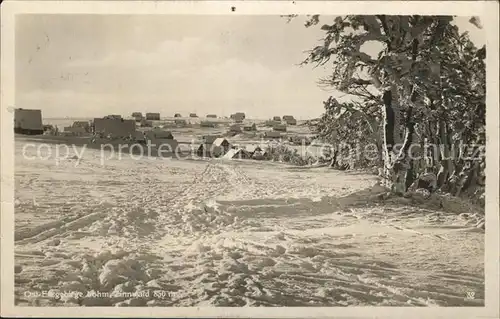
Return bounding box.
[1,1,498,318]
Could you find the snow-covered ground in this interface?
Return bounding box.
[14,138,484,307]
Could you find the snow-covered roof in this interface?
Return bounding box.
[213,137,230,146]
[246,145,262,153]
[222,148,250,159]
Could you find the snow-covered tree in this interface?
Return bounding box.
[299,15,485,196]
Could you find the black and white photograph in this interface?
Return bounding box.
[1,1,499,317]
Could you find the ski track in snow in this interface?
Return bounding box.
[14,142,485,307]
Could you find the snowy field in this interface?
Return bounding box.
[14,137,485,307]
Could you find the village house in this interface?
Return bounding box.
[213,137,231,153]
[72,121,91,132]
[273,116,282,122]
[144,129,178,150]
[283,115,297,125]
[132,112,143,121]
[146,113,161,121]
[160,120,176,128]
[63,125,87,136]
[140,119,153,127]
[229,124,242,133]
[14,108,44,135]
[231,112,246,123]
[104,114,122,120]
[265,120,280,127]
[252,147,269,160]
[197,137,231,158]
[133,131,147,144]
[174,119,188,127]
[243,123,257,131]
[200,121,217,128]
[174,113,182,117]
[206,114,217,118]
[93,117,136,138]
[273,123,287,132]
[189,113,198,118]
[43,124,55,134]
[145,129,174,140]
[265,131,282,139]
[245,145,263,155]
[222,148,251,160]
[202,135,223,144]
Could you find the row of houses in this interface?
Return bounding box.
[174,113,218,118]
[196,136,268,160]
[131,112,161,121]
[64,114,165,141]
[264,131,282,138]
[272,115,297,125]
[130,112,296,125]
[91,116,180,149]
[228,123,257,133]
[13,108,295,140]
[226,122,284,138]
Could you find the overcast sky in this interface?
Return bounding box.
[16,15,484,119]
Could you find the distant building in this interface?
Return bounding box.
[273,116,282,122]
[64,121,91,136]
[230,112,246,122]
[93,117,136,138]
[72,121,91,132]
[146,113,161,121]
[64,126,87,136]
[132,112,143,121]
[265,131,282,138]
[14,108,43,135]
[140,119,153,127]
[229,124,242,133]
[132,131,147,144]
[206,114,217,118]
[145,129,174,140]
[265,120,279,127]
[273,123,287,132]
[104,114,122,120]
[243,123,257,131]
[174,119,187,126]
[213,137,231,149]
[222,148,251,160]
[144,129,178,150]
[200,121,217,128]
[174,113,182,117]
[197,137,231,158]
[189,113,198,118]
[43,124,55,133]
[283,115,297,125]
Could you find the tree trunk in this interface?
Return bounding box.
[404,121,416,190]
[329,148,339,168]
[436,119,454,189]
[381,90,395,188]
[381,88,407,194]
